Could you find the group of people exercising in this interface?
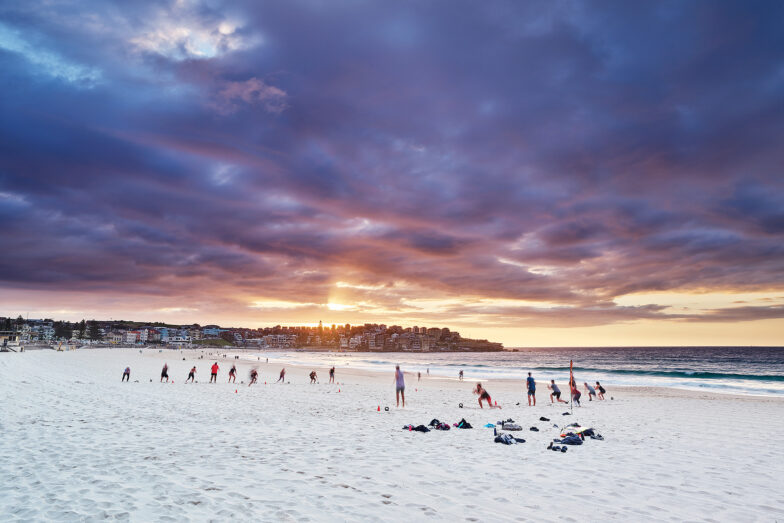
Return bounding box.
[124,362,339,388]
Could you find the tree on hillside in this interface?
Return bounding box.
[77,319,86,339]
[88,320,103,341]
[54,321,72,340]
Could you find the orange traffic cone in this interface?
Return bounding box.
[377,405,380,411]
[235,389,238,393]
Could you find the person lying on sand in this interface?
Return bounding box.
[228,365,237,383]
[549,379,568,403]
[584,382,597,401]
[249,368,258,386]
[276,368,286,383]
[473,383,501,409]
[160,363,168,383]
[186,366,196,383]
[595,381,606,400]
[310,371,317,384]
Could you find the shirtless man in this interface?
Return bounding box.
[186,366,196,383]
[473,382,501,409]
[228,364,237,383]
[276,368,286,383]
[310,370,317,384]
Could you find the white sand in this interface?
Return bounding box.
[1,348,783,522]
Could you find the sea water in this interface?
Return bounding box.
[254,347,784,397]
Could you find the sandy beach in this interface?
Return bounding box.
[1,348,783,522]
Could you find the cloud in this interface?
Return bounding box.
[0,0,783,335]
[213,77,288,114]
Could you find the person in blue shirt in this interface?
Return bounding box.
[526,372,536,406]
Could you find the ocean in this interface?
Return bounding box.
[255,346,784,397]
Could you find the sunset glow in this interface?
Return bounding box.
[1,1,783,346]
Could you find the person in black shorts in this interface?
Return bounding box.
[526,372,536,406]
[548,379,567,403]
[160,363,169,383]
[595,381,606,400]
[473,382,501,409]
[310,370,317,384]
[186,366,196,383]
[122,367,131,382]
[329,366,335,384]
[228,365,237,383]
[249,368,258,386]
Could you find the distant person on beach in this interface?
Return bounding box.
[249,368,258,386]
[595,381,606,400]
[310,371,317,384]
[228,365,237,383]
[122,367,130,382]
[160,364,169,382]
[584,382,597,401]
[427,368,429,376]
[458,370,464,381]
[473,382,500,409]
[570,381,581,406]
[548,379,568,404]
[276,368,286,383]
[526,372,536,406]
[186,366,196,383]
[329,366,335,384]
[394,365,405,408]
[418,371,421,382]
[210,362,219,383]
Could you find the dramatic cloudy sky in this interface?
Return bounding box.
[1,0,783,346]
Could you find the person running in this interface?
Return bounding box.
[595,381,606,400]
[122,367,131,382]
[186,366,196,383]
[458,370,464,381]
[160,363,169,383]
[310,370,317,384]
[473,382,501,409]
[570,381,582,406]
[526,372,536,406]
[210,362,219,383]
[584,382,597,401]
[249,368,258,386]
[276,368,286,383]
[228,364,237,383]
[329,366,335,384]
[394,365,405,408]
[548,379,567,403]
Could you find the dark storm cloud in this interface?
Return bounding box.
[1,0,783,326]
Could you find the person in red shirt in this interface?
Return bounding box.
[210,362,219,383]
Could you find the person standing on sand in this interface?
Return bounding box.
[473,383,501,409]
[228,364,237,383]
[458,370,464,381]
[584,382,597,401]
[276,368,286,383]
[526,372,536,406]
[418,371,421,382]
[160,363,169,383]
[310,371,317,384]
[394,365,405,408]
[427,368,429,376]
[122,367,131,382]
[210,362,219,383]
[570,381,582,406]
[249,368,258,386]
[595,381,606,400]
[186,366,196,383]
[549,379,567,404]
[329,366,335,384]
